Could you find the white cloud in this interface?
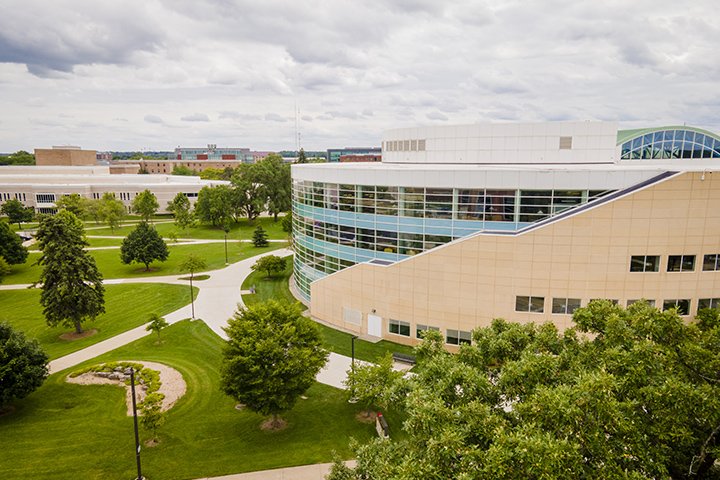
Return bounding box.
[181,113,210,122]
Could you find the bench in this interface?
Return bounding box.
[392,352,416,366]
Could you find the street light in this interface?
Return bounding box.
[222,223,230,265]
[349,335,359,403]
[129,368,144,480]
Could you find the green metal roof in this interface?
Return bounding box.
[617,126,720,145]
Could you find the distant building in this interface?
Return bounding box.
[251,151,274,162]
[327,147,381,163]
[339,153,382,163]
[35,146,96,166]
[96,152,113,162]
[114,159,239,174]
[174,145,254,163]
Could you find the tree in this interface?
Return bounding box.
[0,221,28,265]
[55,193,86,218]
[297,148,308,164]
[220,301,328,429]
[167,192,194,230]
[329,301,720,479]
[195,185,233,227]
[281,211,292,235]
[257,154,291,221]
[252,225,269,247]
[0,257,10,284]
[171,165,196,176]
[344,352,404,417]
[99,192,125,232]
[0,322,48,410]
[199,167,225,180]
[251,255,286,278]
[140,392,166,443]
[36,210,105,334]
[145,313,168,340]
[84,198,103,224]
[131,189,159,222]
[179,254,206,319]
[0,150,35,166]
[1,199,33,229]
[120,222,169,271]
[231,164,265,221]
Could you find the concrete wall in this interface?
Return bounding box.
[309,171,720,345]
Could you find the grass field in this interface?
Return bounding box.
[241,261,416,363]
[0,320,386,480]
[85,237,125,248]
[2,242,288,285]
[0,284,197,359]
[87,215,288,240]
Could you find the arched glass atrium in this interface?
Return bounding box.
[620,128,720,160]
[292,181,612,299]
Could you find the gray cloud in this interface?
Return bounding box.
[426,111,448,121]
[181,113,210,122]
[144,115,164,124]
[264,113,288,122]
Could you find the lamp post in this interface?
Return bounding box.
[130,368,143,480]
[349,335,359,403]
[222,223,230,265]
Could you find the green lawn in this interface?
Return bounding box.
[2,242,288,285]
[87,216,288,240]
[241,261,416,363]
[0,321,384,480]
[0,283,197,359]
[85,237,125,248]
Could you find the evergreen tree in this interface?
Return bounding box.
[36,211,105,334]
[120,222,169,271]
[252,225,269,247]
[0,221,28,265]
[297,148,308,164]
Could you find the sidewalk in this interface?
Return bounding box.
[193,461,355,480]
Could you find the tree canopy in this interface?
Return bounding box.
[99,192,125,232]
[0,322,48,409]
[256,154,291,221]
[0,220,28,265]
[251,255,286,278]
[36,211,105,334]
[0,150,35,166]
[220,301,328,428]
[231,164,266,222]
[195,185,234,227]
[167,192,194,230]
[120,221,169,271]
[329,300,720,480]
[172,165,196,176]
[1,199,33,229]
[131,189,159,221]
[55,194,86,218]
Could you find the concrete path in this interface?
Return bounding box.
[193,461,355,480]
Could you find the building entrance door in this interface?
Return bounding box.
[367,314,382,338]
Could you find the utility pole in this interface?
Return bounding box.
[130,368,143,480]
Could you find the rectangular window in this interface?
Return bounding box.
[446,329,472,345]
[389,319,410,337]
[416,324,440,339]
[703,254,720,271]
[35,193,56,203]
[667,255,695,272]
[516,296,545,313]
[698,298,720,311]
[551,298,581,314]
[627,299,656,308]
[663,299,690,315]
[630,255,660,272]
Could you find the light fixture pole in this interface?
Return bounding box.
[349,335,359,403]
[130,368,143,480]
[222,223,230,265]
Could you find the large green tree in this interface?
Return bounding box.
[99,192,125,232]
[0,221,28,265]
[220,301,328,429]
[167,192,194,230]
[250,255,286,278]
[231,164,265,221]
[256,154,291,221]
[329,301,720,480]
[0,150,35,166]
[0,322,48,410]
[131,189,159,221]
[120,222,169,271]
[55,193,86,218]
[36,211,105,334]
[1,199,33,229]
[195,185,234,227]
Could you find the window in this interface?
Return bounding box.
[516,296,545,313]
[703,254,720,271]
[389,319,410,337]
[667,255,695,272]
[627,299,656,308]
[663,299,690,315]
[698,298,720,311]
[35,193,56,203]
[416,324,440,339]
[446,329,471,345]
[630,255,660,272]
[552,298,581,314]
[559,136,573,149]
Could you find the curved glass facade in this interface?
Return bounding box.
[620,128,720,160]
[292,180,613,299]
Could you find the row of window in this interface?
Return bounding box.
[388,319,471,345]
[630,254,720,273]
[620,129,720,160]
[36,193,56,203]
[383,139,427,152]
[293,182,612,223]
[0,193,26,202]
[516,295,719,316]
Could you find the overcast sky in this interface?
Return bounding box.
[0,0,717,152]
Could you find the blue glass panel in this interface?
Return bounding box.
[704,135,715,148]
[713,139,720,154]
[454,219,485,230]
[663,130,674,141]
[642,134,653,146]
[693,142,704,158]
[631,137,642,150]
[681,141,694,158]
[673,130,684,140]
[653,131,664,143]
[621,142,631,156]
[685,131,696,143]
[695,134,706,147]
[671,140,683,157]
[702,147,712,158]
[424,226,454,236]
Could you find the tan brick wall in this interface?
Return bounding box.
[310,171,720,345]
[35,148,96,166]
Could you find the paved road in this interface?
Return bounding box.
[192,461,356,480]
